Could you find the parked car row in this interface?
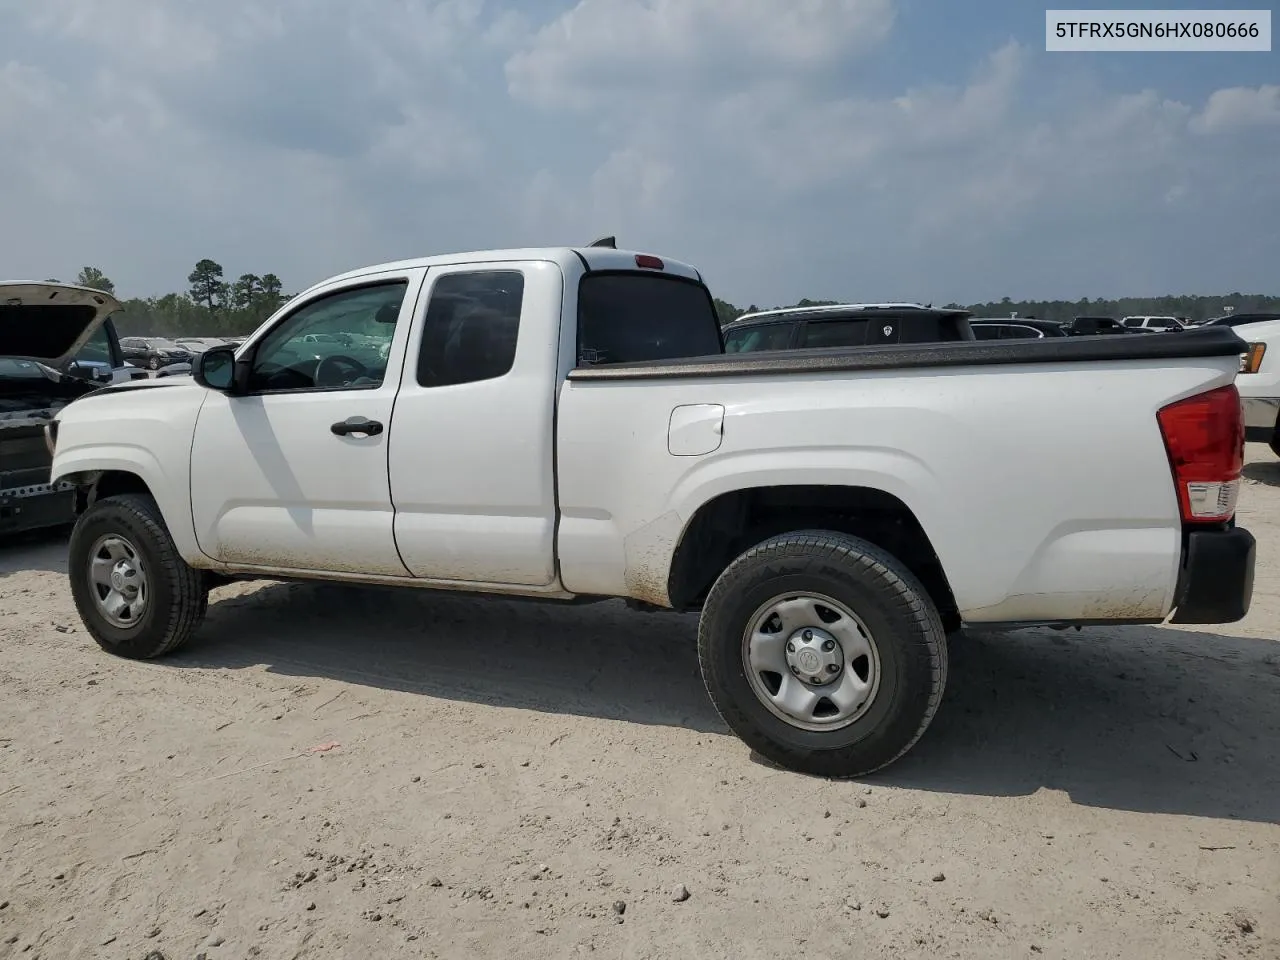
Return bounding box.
[720,306,1271,351]
[719,306,1186,350]
[117,335,245,371]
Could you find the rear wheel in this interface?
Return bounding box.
[698,530,947,777]
[68,493,208,659]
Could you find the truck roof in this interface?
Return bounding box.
[318,246,704,295]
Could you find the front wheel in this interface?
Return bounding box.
[68,493,208,659]
[698,530,948,778]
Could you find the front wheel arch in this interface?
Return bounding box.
[68,470,155,517]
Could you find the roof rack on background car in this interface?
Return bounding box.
[730,302,933,323]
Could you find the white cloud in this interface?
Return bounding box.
[1192,84,1280,133]
[0,0,1275,308]
[504,0,1278,304]
[0,0,517,293]
[507,0,894,108]
[19,0,224,71]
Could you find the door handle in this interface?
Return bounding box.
[330,416,384,437]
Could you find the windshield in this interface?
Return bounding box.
[577,273,722,365]
[0,358,53,381]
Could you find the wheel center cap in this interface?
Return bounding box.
[784,628,844,686]
[795,649,822,673]
[110,561,137,594]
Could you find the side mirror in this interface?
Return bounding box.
[194,346,238,392]
[66,360,112,382]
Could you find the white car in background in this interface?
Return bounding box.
[1122,315,1185,332]
[1230,316,1280,454]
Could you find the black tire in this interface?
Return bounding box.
[68,493,208,659]
[698,529,947,778]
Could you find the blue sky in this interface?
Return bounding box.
[0,0,1276,308]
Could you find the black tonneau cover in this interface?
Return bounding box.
[568,324,1248,381]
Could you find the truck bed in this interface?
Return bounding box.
[556,323,1247,622]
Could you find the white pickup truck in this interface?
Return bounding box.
[44,244,1255,777]
[1229,317,1280,455]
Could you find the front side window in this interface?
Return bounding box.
[417,271,524,388]
[724,322,794,353]
[247,281,406,393]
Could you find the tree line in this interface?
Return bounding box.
[60,264,1280,337]
[57,262,293,338]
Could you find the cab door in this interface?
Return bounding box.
[388,262,560,586]
[189,270,424,576]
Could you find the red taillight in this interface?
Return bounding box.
[1156,384,1244,524]
[635,254,664,270]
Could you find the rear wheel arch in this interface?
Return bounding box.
[667,484,960,631]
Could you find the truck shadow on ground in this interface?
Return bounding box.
[869,626,1280,824]
[1243,460,1280,487]
[184,580,722,733]
[176,581,1280,824]
[0,528,69,576]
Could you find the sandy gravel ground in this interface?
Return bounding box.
[1,451,1278,960]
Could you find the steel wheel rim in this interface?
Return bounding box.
[741,591,882,732]
[87,534,149,629]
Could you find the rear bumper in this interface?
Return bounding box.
[1241,397,1279,442]
[1168,527,1255,624]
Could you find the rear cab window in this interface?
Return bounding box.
[577,273,722,365]
[417,271,524,387]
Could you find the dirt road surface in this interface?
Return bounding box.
[2,451,1278,960]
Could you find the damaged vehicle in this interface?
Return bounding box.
[45,244,1256,778]
[1,282,125,536]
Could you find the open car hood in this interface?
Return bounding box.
[0,282,122,367]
